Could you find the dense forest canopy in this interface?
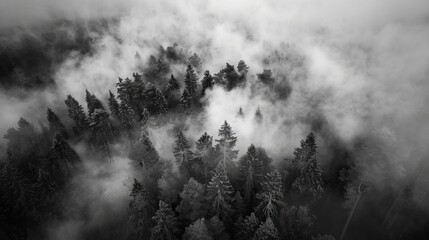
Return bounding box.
[1,0,429,240]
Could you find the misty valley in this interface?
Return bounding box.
[1,1,429,240]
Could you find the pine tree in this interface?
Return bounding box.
[108,90,121,121]
[255,107,263,124]
[188,53,202,74]
[119,100,135,133]
[215,121,238,172]
[253,218,280,240]
[146,84,167,114]
[237,60,249,75]
[180,89,191,110]
[52,133,80,175]
[292,154,324,197]
[201,70,214,96]
[206,163,235,219]
[237,107,244,118]
[65,95,89,136]
[257,69,275,85]
[182,218,212,240]
[129,132,160,169]
[176,178,208,221]
[128,178,155,239]
[173,130,193,172]
[184,65,198,97]
[151,200,179,240]
[223,63,240,91]
[239,144,264,206]
[195,132,217,183]
[234,213,260,240]
[85,89,105,115]
[292,132,323,197]
[88,108,112,155]
[47,108,68,138]
[165,74,180,97]
[255,170,283,220]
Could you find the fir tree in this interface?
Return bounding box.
[85,89,105,115]
[182,218,212,240]
[52,133,80,176]
[255,170,283,220]
[234,213,260,240]
[195,132,217,183]
[201,70,214,96]
[206,163,235,219]
[151,200,179,240]
[119,100,135,133]
[257,69,275,85]
[222,63,240,91]
[128,178,155,239]
[188,53,202,74]
[65,95,89,136]
[176,178,208,221]
[253,218,280,240]
[279,205,314,240]
[88,108,112,155]
[255,107,263,124]
[215,121,238,172]
[47,108,68,138]
[165,74,180,97]
[173,131,193,172]
[237,107,244,118]
[184,65,198,97]
[237,60,249,75]
[239,144,264,206]
[108,90,121,121]
[292,154,324,197]
[180,89,191,110]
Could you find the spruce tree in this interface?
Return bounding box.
[151,200,179,240]
[257,69,275,85]
[182,218,212,240]
[253,218,280,240]
[237,107,244,118]
[52,133,80,175]
[195,132,217,183]
[176,178,208,221]
[201,70,214,96]
[165,74,180,97]
[206,163,234,219]
[119,100,135,133]
[85,89,105,115]
[180,89,191,110]
[215,121,238,172]
[188,53,202,74]
[237,60,249,75]
[128,178,155,239]
[255,107,263,124]
[239,144,263,206]
[65,95,89,136]
[173,130,193,172]
[184,65,198,97]
[108,90,121,121]
[47,108,68,138]
[255,170,284,220]
[234,212,260,240]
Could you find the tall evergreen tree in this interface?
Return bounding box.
[85,89,105,115]
[253,218,280,240]
[201,70,214,96]
[65,95,89,136]
[234,212,260,240]
[292,154,324,197]
[239,144,264,207]
[215,121,238,172]
[52,133,80,176]
[206,163,235,219]
[182,218,212,240]
[255,170,284,220]
[173,130,193,173]
[165,74,180,97]
[119,100,135,133]
[255,107,263,124]
[47,108,68,138]
[237,60,249,75]
[257,69,275,85]
[237,107,244,118]
[151,200,179,240]
[184,65,198,97]
[176,178,208,221]
[180,89,191,110]
[128,178,155,240]
[188,53,202,74]
[195,132,217,183]
[108,90,121,121]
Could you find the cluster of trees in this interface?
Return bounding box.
[2,46,409,240]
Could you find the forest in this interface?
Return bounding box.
[1,0,429,240]
[1,41,428,240]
